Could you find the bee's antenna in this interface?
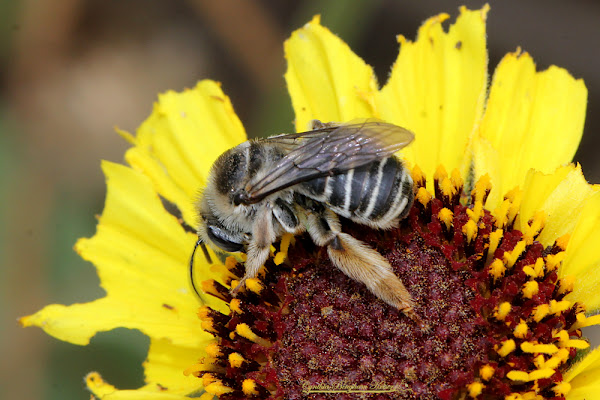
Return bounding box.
[190,238,212,302]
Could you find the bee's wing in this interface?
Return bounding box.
[244,119,414,203]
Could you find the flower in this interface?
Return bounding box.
[21,5,600,400]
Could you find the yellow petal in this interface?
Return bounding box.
[87,371,192,399]
[285,15,378,132]
[376,6,489,180]
[21,162,225,346]
[141,339,204,395]
[127,80,246,224]
[516,164,599,246]
[564,347,600,400]
[475,51,587,207]
[562,192,600,311]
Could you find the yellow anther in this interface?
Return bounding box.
[242,379,259,396]
[495,302,512,321]
[572,313,600,330]
[513,321,529,339]
[467,202,484,223]
[546,252,565,271]
[506,370,529,382]
[411,165,426,186]
[494,199,511,228]
[549,300,571,315]
[450,168,463,189]
[225,256,238,270]
[553,382,571,396]
[438,208,454,229]
[228,352,245,368]
[416,187,432,206]
[201,373,218,386]
[197,305,212,320]
[472,174,491,202]
[230,298,243,314]
[503,240,526,268]
[520,341,558,354]
[479,365,495,381]
[532,304,550,322]
[434,164,448,181]
[496,339,516,357]
[522,211,546,244]
[235,323,271,347]
[489,259,506,280]
[562,339,589,350]
[468,381,484,398]
[462,219,478,243]
[205,342,222,358]
[486,229,503,264]
[555,234,570,251]
[205,381,234,396]
[522,281,539,299]
[528,368,555,380]
[558,275,575,295]
[440,177,457,197]
[543,349,569,369]
[505,188,522,225]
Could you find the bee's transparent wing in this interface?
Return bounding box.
[243,119,414,203]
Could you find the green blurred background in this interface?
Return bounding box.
[2,1,600,399]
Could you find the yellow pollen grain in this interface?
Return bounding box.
[558,276,575,295]
[553,382,571,396]
[246,278,263,294]
[228,352,245,368]
[514,321,529,339]
[225,256,238,270]
[486,229,503,264]
[205,342,222,358]
[520,342,558,354]
[529,368,555,380]
[416,187,432,206]
[235,323,271,347]
[438,208,453,229]
[230,298,243,314]
[489,259,506,280]
[201,280,222,298]
[495,302,511,321]
[556,234,570,251]
[468,381,484,398]
[242,379,259,396]
[532,304,550,322]
[546,252,565,271]
[522,281,539,299]
[197,306,212,320]
[549,300,571,315]
[505,188,522,225]
[480,365,495,381]
[562,339,590,350]
[496,339,516,357]
[205,381,234,396]
[503,240,526,268]
[543,349,570,369]
[462,219,478,243]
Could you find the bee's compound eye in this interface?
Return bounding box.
[207,225,244,253]
[232,190,248,206]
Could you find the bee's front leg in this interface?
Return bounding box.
[231,208,275,296]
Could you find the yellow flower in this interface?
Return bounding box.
[21,6,600,400]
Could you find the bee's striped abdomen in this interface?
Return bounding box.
[300,155,413,227]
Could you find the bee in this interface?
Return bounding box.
[191,119,416,317]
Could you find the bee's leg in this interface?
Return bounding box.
[306,209,417,320]
[231,208,275,295]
